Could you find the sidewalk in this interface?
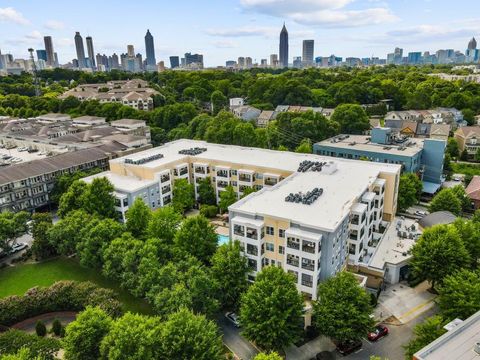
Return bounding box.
[285,335,335,360]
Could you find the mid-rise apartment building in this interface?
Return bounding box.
[83,140,401,298]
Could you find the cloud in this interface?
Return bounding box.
[0,7,29,25]
[206,26,276,37]
[212,40,238,48]
[238,0,398,28]
[44,20,65,30]
[25,30,42,40]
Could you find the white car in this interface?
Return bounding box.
[225,312,240,327]
[415,210,427,217]
[9,242,28,254]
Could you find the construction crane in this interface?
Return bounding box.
[28,48,41,97]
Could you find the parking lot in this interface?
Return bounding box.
[0,147,48,165]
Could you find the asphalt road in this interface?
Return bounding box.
[346,306,437,360]
[217,315,258,360]
[0,233,33,265]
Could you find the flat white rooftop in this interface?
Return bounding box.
[111,139,400,175]
[83,171,157,193]
[230,161,390,232]
[317,135,424,157]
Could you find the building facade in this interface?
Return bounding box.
[82,140,401,298]
[144,30,156,71]
[302,40,314,66]
[74,32,86,69]
[279,24,289,68]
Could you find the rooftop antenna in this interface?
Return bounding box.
[28,48,41,97]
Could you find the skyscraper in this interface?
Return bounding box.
[302,40,314,66]
[270,54,278,67]
[127,45,135,58]
[86,36,95,69]
[279,23,289,68]
[36,50,47,62]
[468,37,477,50]
[144,30,156,71]
[74,32,86,68]
[169,56,180,69]
[43,36,55,67]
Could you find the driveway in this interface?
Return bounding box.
[285,336,335,360]
[217,315,258,360]
[0,233,33,265]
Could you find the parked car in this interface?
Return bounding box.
[414,210,427,217]
[336,339,362,356]
[225,312,240,327]
[368,325,389,341]
[9,242,28,254]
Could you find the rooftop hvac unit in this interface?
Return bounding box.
[474,341,480,355]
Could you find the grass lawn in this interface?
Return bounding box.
[0,258,153,315]
[451,162,480,179]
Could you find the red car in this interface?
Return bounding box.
[368,325,389,341]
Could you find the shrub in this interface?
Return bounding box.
[51,318,62,336]
[0,281,122,326]
[0,329,60,359]
[35,320,47,337]
[200,205,218,218]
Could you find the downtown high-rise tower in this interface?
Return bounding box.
[145,29,156,71]
[279,23,289,68]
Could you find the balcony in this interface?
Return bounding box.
[174,167,188,176]
[351,216,361,225]
[234,224,245,237]
[287,238,300,250]
[264,178,278,186]
[217,180,229,189]
[349,232,358,240]
[301,278,313,288]
[247,244,258,256]
[301,259,314,271]
[160,174,170,183]
[238,174,252,182]
[161,185,171,193]
[217,170,229,178]
[302,241,315,254]
[246,227,258,240]
[287,255,299,267]
[194,167,206,175]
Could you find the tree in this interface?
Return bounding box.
[63,307,112,360]
[126,198,152,238]
[160,308,223,360]
[331,104,370,134]
[446,138,460,158]
[450,185,471,212]
[0,329,60,359]
[51,318,62,337]
[30,213,56,260]
[313,272,373,343]
[211,90,228,115]
[428,188,462,216]
[253,353,283,360]
[211,241,249,309]
[410,225,470,289]
[172,178,195,214]
[240,266,304,351]
[437,269,480,320]
[219,185,237,213]
[147,206,182,244]
[0,211,29,252]
[451,219,480,268]
[397,173,423,212]
[197,177,216,205]
[460,148,469,161]
[57,180,88,217]
[100,313,163,360]
[80,177,116,218]
[404,316,446,359]
[76,218,124,268]
[476,148,480,162]
[174,215,218,264]
[35,321,46,337]
[295,138,312,153]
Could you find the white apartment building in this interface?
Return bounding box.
[82,140,400,299]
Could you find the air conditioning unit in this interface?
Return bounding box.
[474,341,480,355]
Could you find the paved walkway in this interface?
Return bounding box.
[285,336,335,360]
[12,311,77,333]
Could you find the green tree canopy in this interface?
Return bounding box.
[197,177,216,205]
[437,269,480,320]
[331,104,370,134]
[172,178,195,214]
[253,352,283,360]
[313,272,373,342]
[446,138,460,158]
[63,306,113,360]
[126,197,152,238]
[428,188,462,216]
[410,225,470,289]
[240,266,304,351]
[211,241,249,309]
[398,173,423,212]
[0,211,29,252]
[147,206,182,244]
[174,215,218,264]
[30,212,56,260]
[218,185,237,213]
[404,316,447,360]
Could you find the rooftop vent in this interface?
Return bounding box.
[178,147,207,156]
[474,341,480,355]
[297,160,327,173]
[285,187,323,205]
[125,153,163,165]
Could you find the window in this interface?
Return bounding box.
[279,245,285,254]
[279,229,285,238]
[234,224,245,236]
[266,242,274,252]
[247,244,258,256]
[266,226,274,236]
[287,237,300,250]
[247,258,257,271]
[301,273,313,287]
[230,170,237,176]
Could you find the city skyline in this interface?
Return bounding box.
[1,0,480,67]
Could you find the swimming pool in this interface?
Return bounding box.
[217,234,230,246]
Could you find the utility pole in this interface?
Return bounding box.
[28,48,41,97]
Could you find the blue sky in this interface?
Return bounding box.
[0,0,478,66]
